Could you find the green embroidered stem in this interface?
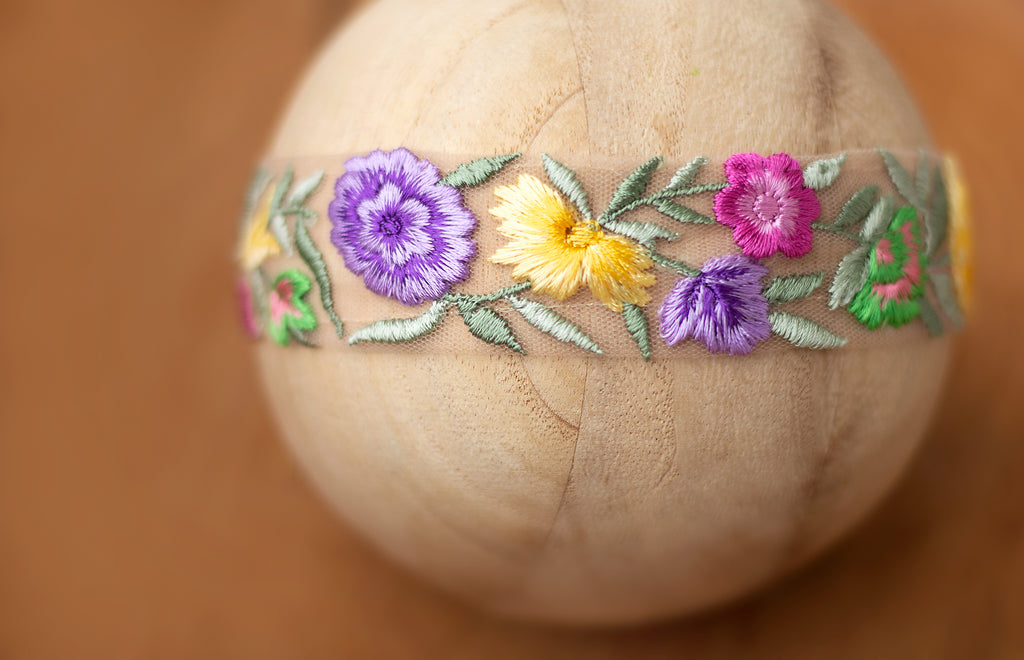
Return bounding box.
[649,250,700,277]
[295,220,344,338]
[600,183,728,226]
[810,223,863,243]
[443,281,532,305]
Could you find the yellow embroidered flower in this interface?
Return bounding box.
[237,185,282,271]
[945,156,973,313]
[489,174,655,311]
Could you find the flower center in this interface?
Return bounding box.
[566,220,603,248]
[378,212,404,237]
[753,192,783,226]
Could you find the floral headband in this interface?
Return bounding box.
[236,147,970,359]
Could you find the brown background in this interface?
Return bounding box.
[1,0,1022,657]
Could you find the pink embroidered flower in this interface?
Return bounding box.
[848,207,928,329]
[713,153,821,259]
[237,276,261,339]
[266,270,317,346]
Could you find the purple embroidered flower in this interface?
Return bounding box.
[328,148,477,305]
[658,255,771,355]
[713,153,821,259]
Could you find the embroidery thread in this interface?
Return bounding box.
[236,166,338,342]
[240,148,964,357]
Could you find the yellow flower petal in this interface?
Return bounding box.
[583,233,656,311]
[945,156,973,313]
[489,173,655,310]
[238,185,281,271]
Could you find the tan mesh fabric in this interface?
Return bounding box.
[247,148,955,358]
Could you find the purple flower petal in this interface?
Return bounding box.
[658,255,771,355]
[329,149,477,306]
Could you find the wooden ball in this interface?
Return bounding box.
[257,0,951,625]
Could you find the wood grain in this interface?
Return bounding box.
[260,0,948,624]
[1,0,1022,656]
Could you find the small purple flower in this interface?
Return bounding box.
[658,255,771,355]
[328,148,477,305]
[713,153,821,259]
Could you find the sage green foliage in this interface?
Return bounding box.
[348,300,450,345]
[931,272,963,328]
[622,303,651,361]
[802,153,847,190]
[288,170,325,206]
[763,272,824,304]
[880,149,921,207]
[600,157,663,222]
[769,312,848,349]
[917,298,944,337]
[927,165,949,257]
[295,220,344,338]
[602,218,679,247]
[457,301,524,354]
[542,153,593,218]
[831,185,879,229]
[439,153,521,188]
[860,195,895,243]
[914,152,932,204]
[654,199,714,225]
[508,296,602,354]
[664,157,707,192]
[829,244,872,309]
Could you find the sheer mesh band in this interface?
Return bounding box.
[236,148,968,359]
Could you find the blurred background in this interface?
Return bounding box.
[1,0,1022,657]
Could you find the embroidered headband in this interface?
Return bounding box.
[236,148,970,359]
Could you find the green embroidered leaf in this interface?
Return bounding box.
[931,272,964,328]
[917,297,944,337]
[860,194,895,244]
[601,157,663,222]
[622,302,651,361]
[828,244,872,309]
[268,213,292,256]
[831,185,879,228]
[542,153,592,219]
[654,199,714,224]
[508,296,602,354]
[244,168,271,215]
[880,149,920,206]
[270,165,294,214]
[664,156,708,193]
[439,153,521,188]
[769,312,848,350]
[927,164,949,257]
[802,153,847,190]
[915,152,932,206]
[287,170,325,208]
[456,302,524,354]
[348,300,450,345]
[763,272,825,304]
[602,218,679,246]
[295,220,343,338]
[288,326,317,348]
